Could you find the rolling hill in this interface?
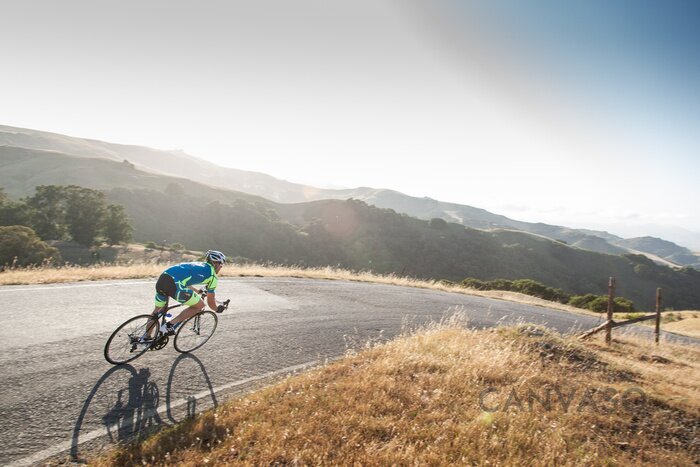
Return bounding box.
[2,124,698,269]
[2,144,700,310]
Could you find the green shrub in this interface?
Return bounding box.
[461,278,487,290]
[429,218,448,230]
[587,296,609,312]
[170,242,185,252]
[461,277,570,303]
[0,225,62,266]
[511,279,570,303]
[613,297,635,313]
[145,241,158,249]
[488,279,515,291]
[569,294,635,313]
[568,294,599,309]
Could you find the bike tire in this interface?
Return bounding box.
[173,311,218,353]
[104,314,160,365]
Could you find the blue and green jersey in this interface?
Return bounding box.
[163,261,218,292]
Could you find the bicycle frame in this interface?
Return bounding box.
[146,290,207,339]
[148,301,182,335]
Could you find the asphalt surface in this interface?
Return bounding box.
[0,277,693,465]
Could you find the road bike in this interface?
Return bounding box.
[104,291,229,365]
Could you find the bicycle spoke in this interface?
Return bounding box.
[104,315,159,364]
[173,311,217,353]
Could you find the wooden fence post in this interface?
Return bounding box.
[655,288,662,345]
[606,277,615,345]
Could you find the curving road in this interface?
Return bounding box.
[0,277,691,465]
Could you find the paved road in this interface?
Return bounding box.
[0,277,691,465]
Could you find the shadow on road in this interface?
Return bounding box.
[166,353,218,424]
[70,353,218,462]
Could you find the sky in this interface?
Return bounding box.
[1,0,699,243]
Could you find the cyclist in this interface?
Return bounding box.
[150,249,228,337]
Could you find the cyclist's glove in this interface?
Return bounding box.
[216,299,230,314]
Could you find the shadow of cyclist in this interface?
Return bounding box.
[71,365,161,461]
[100,368,161,443]
[71,354,218,462]
[166,353,218,424]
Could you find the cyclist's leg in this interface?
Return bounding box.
[149,275,172,336]
[170,291,205,325]
[148,304,165,337]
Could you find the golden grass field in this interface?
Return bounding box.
[93,320,699,466]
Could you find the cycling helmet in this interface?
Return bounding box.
[205,250,226,264]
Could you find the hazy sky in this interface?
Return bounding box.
[1,0,699,236]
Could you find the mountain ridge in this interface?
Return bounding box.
[1,124,698,269]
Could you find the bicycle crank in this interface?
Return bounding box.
[150,335,169,350]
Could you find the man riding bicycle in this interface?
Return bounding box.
[151,249,228,337]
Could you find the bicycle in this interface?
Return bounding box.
[104,291,230,365]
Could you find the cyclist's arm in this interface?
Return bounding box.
[206,292,218,310]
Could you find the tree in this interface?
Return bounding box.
[0,188,34,227]
[25,185,69,240]
[63,186,107,246]
[0,225,61,266]
[102,204,133,245]
[429,218,448,230]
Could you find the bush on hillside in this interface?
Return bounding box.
[587,296,610,313]
[429,218,448,230]
[461,278,487,290]
[0,225,62,267]
[511,279,569,303]
[460,277,570,303]
[569,294,635,313]
[614,297,635,313]
[567,294,599,309]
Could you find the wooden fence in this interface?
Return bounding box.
[578,277,663,345]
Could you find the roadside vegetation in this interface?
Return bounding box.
[94,321,700,466]
[461,277,636,313]
[0,185,132,266]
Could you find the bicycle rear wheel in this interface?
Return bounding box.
[173,311,218,353]
[104,314,160,365]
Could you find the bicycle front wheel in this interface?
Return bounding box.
[173,311,218,353]
[104,314,160,365]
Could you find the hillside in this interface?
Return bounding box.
[0,145,269,206]
[619,236,700,269]
[2,125,699,267]
[2,145,700,310]
[0,125,310,203]
[111,188,700,310]
[97,324,700,465]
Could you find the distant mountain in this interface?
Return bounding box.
[0,125,313,203]
[1,124,699,269]
[0,145,267,206]
[618,237,700,269]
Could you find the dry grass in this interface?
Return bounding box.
[0,263,165,285]
[95,321,699,466]
[660,312,700,339]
